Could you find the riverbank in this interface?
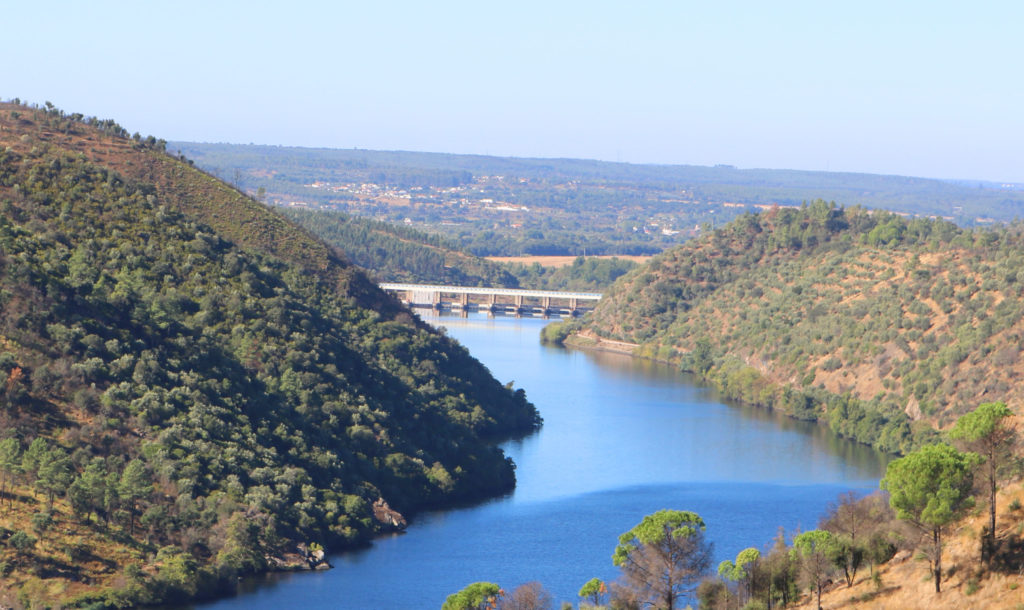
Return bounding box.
[192,313,886,609]
[557,321,927,457]
[562,329,640,355]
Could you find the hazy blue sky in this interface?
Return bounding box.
[5,1,1022,182]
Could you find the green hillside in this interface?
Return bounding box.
[278,207,521,287]
[278,206,638,291]
[568,201,1024,454]
[0,102,538,607]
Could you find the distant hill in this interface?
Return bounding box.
[0,101,538,607]
[278,206,639,291]
[567,202,1024,454]
[173,141,1024,224]
[278,207,521,287]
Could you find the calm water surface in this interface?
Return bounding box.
[199,313,888,609]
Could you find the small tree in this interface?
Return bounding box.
[791,530,836,610]
[881,443,979,593]
[67,458,109,523]
[443,582,502,610]
[498,582,552,610]
[762,527,800,608]
[949,401,1016,553]
[718,547,760,603]
[612,509,713,610]
[819,491,895,586]
[30,510,53,537]
[578,577,607,607]
[9,530,35,556]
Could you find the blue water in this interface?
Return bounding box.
[198,313,887,609]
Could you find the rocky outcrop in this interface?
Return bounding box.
[372,497,408,531]
[295,542,331,570]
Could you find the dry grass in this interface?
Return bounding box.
[793,482,1024,609]
[0,482,145,608]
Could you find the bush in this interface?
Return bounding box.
[965,576,980,596]
[30,511,53,535]
[9,530,35,553]
[540,320,574,345]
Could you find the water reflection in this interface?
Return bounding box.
[196,312,889,610]
[563,330,890,476]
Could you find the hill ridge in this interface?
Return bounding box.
[571,201,1024,453]
[0,100,538,607]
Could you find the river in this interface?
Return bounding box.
[197,312,888,609]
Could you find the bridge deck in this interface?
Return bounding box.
[379,283,602,301]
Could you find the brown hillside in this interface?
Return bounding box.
[793,482,1024,610]
[576,203,1024,452]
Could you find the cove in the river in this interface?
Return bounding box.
[194,312,889,609]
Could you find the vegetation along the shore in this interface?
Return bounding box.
[443,403,1024,609]
[0,101,538,607]
[557,201,1024,454]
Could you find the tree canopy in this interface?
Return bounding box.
[442,582,502,610]
[881,443,980,592]
[949,401,1017,552]
[0,100,540,606]
[791,529,837,610]
[612,509,713,610]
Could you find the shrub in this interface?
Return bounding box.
[965,577,979,596]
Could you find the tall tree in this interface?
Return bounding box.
[118,459,152,536]
[612,509,713,610]
[718,547,760,604]
[791,530,836,610]
[35,447,72,510]
[20,437,48,492]
[67,458,109,523]
[948,401,1016,553]
[881,443,979,593]
[0,438,21,508]
[577,577,607,608]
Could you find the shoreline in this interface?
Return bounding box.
[560,329,909,459]
[562,330,640,355]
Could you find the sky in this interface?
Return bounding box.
[4,1,1023,182]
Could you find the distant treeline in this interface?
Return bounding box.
[173,142,1024,223]
[280,207,639,291]
[280,207,520,287]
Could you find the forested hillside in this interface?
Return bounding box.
[569,201,1024,453]
[0,102,538,607]
[277,207,637,291]
[279,207,520,287]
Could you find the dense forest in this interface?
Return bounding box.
[279,207,521,287]
[0,101,539,607]
[277,207,638,291]
[562,201,1024,454]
